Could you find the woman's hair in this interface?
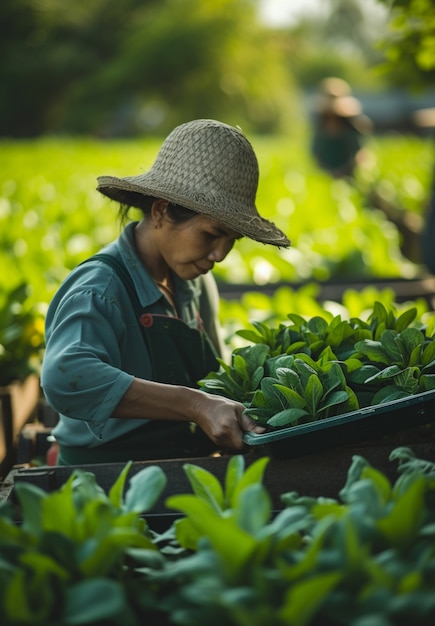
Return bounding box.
[118,196,198,225]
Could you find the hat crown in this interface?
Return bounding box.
[146,119,259,209]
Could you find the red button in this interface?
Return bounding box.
[140,313,154,327]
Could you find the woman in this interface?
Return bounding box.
[41,119,290,465]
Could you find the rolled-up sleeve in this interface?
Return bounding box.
[41,289,135,438]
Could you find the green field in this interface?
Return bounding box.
[1,132,433,307]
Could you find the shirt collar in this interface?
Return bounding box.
[115,222,198,309]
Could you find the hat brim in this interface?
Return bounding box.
[97,175,290,247]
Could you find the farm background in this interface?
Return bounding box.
[1,131,433,294]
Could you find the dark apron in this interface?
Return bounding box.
[58,253,219,465]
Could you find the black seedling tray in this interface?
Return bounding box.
[243,388,435,459]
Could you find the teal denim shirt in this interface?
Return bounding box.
[41,222,221,447]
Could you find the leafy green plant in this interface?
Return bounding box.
[0,462,166,625]
[2,448,435,625]
[198,344,270,402]
[167,455,271,558]
[0,284,45,385]
[366,300,421,339]
[244,353,358,427]
[236,318,306,356]
[160,447,435,626]
[200,301,435,430]
[354,326,435,402]
[233,311,373,361]
[277,446,435,626]
[278,312,373,360]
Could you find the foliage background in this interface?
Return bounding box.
[1,133,433,306]
[2,0,434,138]
[1,0,435,381]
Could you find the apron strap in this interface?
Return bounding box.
[80,253,218,386]
[87,253,144,316]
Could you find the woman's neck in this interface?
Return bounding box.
[133,221,171,284]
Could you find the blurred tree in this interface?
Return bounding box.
[0,0,297,137]
[271,0,389,92]
[374,0,435,275]
[375,0,435,88]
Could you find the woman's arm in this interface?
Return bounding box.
[111,377,265,451]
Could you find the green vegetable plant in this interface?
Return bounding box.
[235,313,372,360]
[198,343,270,403]
[0,284,45,386]
[0,462,167,626]
[199,301,435,430]
[235,319,309,357]
[244,353,358,428]
[2,448,435,625]
[166,455,272,558]
[277,446,435,626]
[157,447,435,626]
[353,326,435,403]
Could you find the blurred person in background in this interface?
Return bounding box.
[310,77,373,179]
[41,119,290,465]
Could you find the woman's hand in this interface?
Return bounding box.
[191,392,266,451]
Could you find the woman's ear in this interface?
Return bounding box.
[151,199,168,228]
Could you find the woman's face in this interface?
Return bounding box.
[157,211,242,280]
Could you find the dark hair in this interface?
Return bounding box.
[118,196,197,225]
[166,202,197,223]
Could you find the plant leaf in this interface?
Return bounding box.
[316,390,350,415]
[275,366,303,393]
[420,374,435,390]
[364,364,402,383]
[422,340,435,367]
[372,386,411,404]
[259,377,288,409]
[183,464,224,512]
[273,384,306,409]
[380,330,402,362]
[124,466,167,513]
[396,307,417,332]
[109,461,132,508]
[280,571,342,626]
[224,455,245,505]
[63,578,131,624]
[348,364,381,384]
[267,408,309,427]
[166,495,258,578]
[355,339,389,363]
[307,316,329,335]
[409,343,423,367]
[377,476,426,550]
[304,374,323,415]
[234,483,271,534]
[232,353,248,380]
[231,456,270,507]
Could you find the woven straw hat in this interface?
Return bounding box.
[97,119,290,247]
